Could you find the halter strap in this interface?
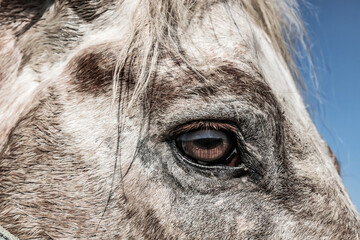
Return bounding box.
[0,226,18,240]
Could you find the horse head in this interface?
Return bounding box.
[0,0,359,239]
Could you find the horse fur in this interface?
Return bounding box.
[0,0,359,239]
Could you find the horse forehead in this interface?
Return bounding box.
[69,8,259,83]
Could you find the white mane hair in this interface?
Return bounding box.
[112,0,309,103]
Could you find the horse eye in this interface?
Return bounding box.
[175,129,240,166]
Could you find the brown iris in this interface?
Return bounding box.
[175,129,235,164]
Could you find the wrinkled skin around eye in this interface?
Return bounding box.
[175,129,234,164]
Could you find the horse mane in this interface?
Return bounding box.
[113,0,309,104]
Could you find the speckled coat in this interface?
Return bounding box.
[0,0,359,239]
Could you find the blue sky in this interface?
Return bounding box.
[302,1,360,211]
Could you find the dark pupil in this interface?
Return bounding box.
[194,138,223,149]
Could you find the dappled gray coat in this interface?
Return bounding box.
[0,0,359,239]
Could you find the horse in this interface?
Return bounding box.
[0,0,359,239]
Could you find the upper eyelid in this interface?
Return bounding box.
[156,99,273,143]
[171,121,239,136]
